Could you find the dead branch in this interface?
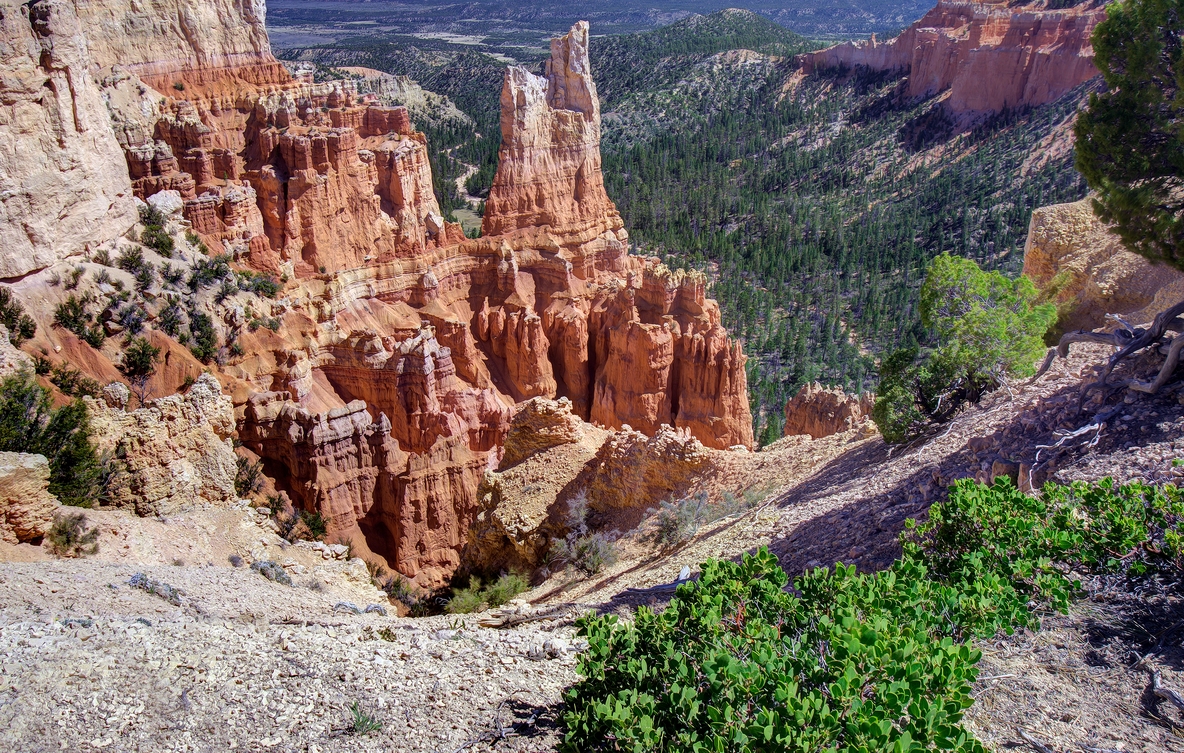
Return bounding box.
[1017,727,1056,753]
[1098,301,1184,384]
[478,603,574,629]
[1030,299,1184,392]
[1034,421,1105,464]
[451,692,540,753]
[1153,671,1184,714]
[1128,334,1184,393]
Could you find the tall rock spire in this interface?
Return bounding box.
[481,21,623,239]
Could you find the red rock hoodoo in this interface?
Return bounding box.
[38,4,754,585]
[797,0,1105,119]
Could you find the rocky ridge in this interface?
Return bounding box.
[798,0,1104,120]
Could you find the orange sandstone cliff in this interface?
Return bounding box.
[798,0,1104,119]
[0,1,753,585]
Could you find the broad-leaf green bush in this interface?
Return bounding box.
[873,254,1055,442]
[563,477,1184,752]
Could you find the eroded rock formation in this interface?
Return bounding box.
[1023,198,1184,332]
[482,21,622,241]
[0,452,59,545]
[783,382,876,440]
[798,0,1104,120]
[85,374,239,517]
[1,4,754,586]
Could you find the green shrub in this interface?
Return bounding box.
[445,572,530,614]
[445,580,487,614]
[116,304,146,336]
[134,263,156,292]
[160,264,184,286]
[348,701,382,735]
[236,270,281,298]
[548,490,619,576]
[299,510,327,540]
[234,456,263,497]
[873,254,1055,442]
[139,205,174,257]
[53,294,91,336]
[484,572,529,607]
[0,371,100,507]
[562,477,1184,752]
[187,308,218,362]
[121,336,160,381]
[188,255,232,290]
[157,295,184,337]
[65,266,84,290]
[552,532,618,576]
[0,288,36,346]
[48,512,99,557]
[49,363,100,398]
[215,280,238,304]
[129,572,182,605]
[117,246,146,274]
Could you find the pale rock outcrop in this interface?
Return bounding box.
[581,424,710,511]
[1023,198,1184,332]
[783,382,876,440]
[467,396,598,576]
[0,452,59,544]
[74,0,290,96]
[147,189,184,217]
[798,0,1104,120]
[0,0,137,277]
[85,374,238,516]
[0,326,34,378]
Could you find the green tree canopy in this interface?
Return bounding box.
[872,254,1055,442]
[0,370,100,507]
[1075,0,1184,269]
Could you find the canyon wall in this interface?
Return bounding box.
[0,0,137,278]
[0,3,753,586]
[74,0,290,95]
[798,0,1104,119]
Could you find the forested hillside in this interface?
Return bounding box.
[602,64,1090,444]
[279,9,1090,444]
